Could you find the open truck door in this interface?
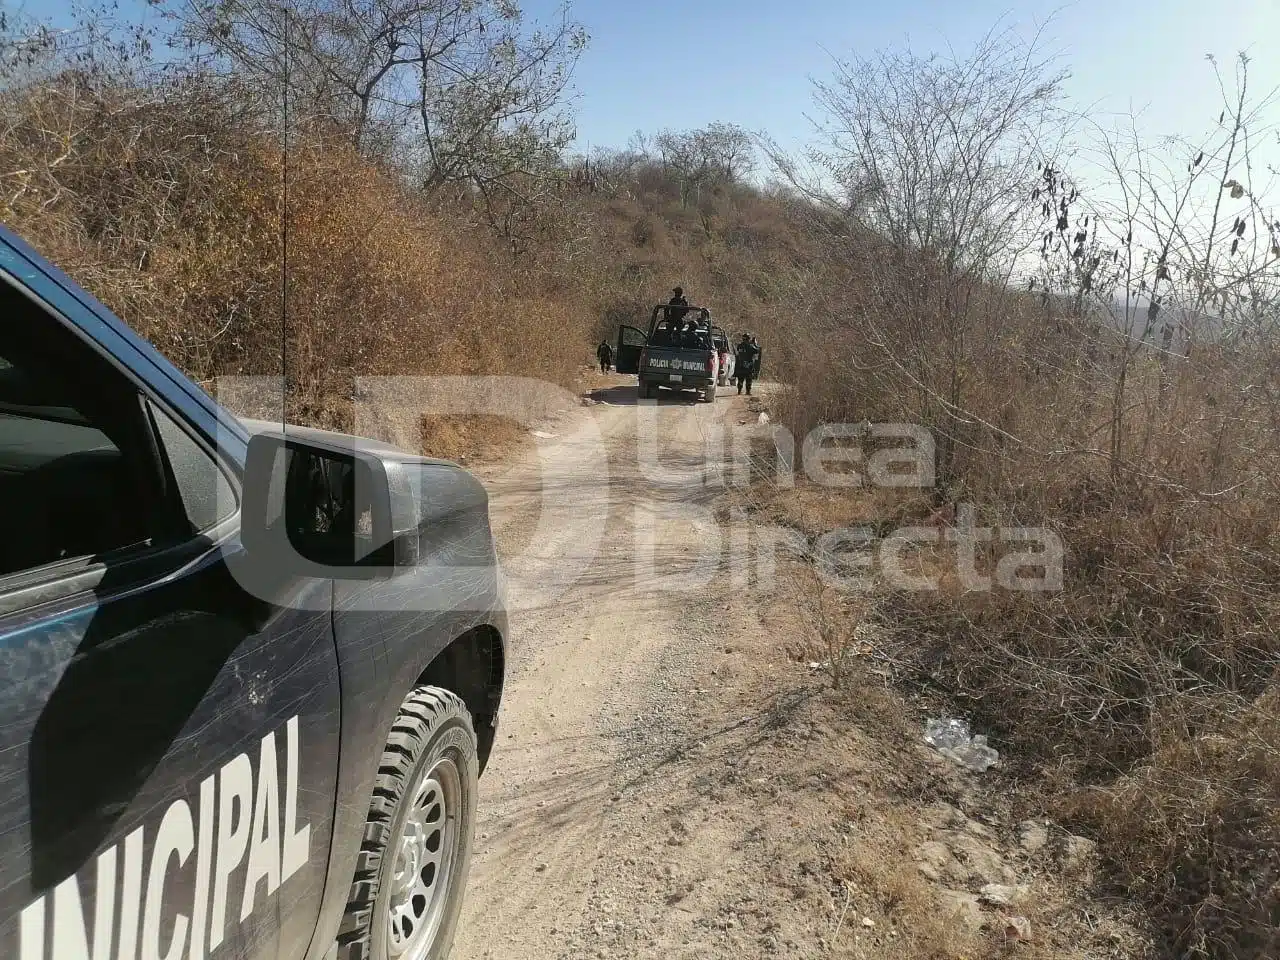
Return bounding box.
[615,324,646,374]
[710,325,730,385]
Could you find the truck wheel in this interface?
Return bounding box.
[336,687,479,960]
[703,383,717,403]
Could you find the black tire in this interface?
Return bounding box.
[336,687,479,960]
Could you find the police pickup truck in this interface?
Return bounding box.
[0,226,507,960]
[614,304,730,402]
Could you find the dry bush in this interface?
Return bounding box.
[1,62,599,450]
[1070,690,1280,959]
[629,213,664,249]
[779,563,874,691]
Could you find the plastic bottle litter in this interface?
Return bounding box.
[924,717,999,772]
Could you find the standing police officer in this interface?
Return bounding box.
[736,334,760,395]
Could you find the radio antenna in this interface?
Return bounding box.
[280,1,290,433]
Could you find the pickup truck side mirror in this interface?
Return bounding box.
[240,430,416,580]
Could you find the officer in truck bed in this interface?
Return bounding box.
[666,286,689,326]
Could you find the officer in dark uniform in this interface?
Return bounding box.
[667,286,689,327]
[596,340,613,373]
[736,333,760,396]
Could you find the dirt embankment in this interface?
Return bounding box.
[452,378,1148,960]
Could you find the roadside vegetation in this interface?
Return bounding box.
[3,3,1279,956]
[762,30,1280,960]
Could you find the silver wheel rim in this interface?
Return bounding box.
[386,756,462,959]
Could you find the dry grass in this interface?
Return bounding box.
[832,830,986,960]
[763,229,1280,955]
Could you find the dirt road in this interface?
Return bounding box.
[453,379,808,959]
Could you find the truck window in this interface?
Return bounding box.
[0,276,184,581]
[0,341,150,577]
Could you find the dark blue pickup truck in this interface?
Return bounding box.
[0,226,507,960]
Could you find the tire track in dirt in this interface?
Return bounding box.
[453,381,756,960]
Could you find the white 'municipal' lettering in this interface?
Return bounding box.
[281,716,309,882]
[209,753,252,952]
[12,715,313,960]
[142,800,194,960]
[188,774,216,960]
[117,826,146,960]
[52,845,117,960]
[240,730,281,920]
[19,897,43,960]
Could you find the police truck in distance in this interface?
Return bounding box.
[0,225,508,960]
[614,304,731,402]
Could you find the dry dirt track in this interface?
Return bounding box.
[452,378,803,960]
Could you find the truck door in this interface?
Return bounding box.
[0,262,340,959]
[614,325,647,375]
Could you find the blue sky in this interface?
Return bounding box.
[24,0,1280,158]
[529,0,1280,157]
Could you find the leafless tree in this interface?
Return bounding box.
[1,2,159,88]
[173,0,586,238]
[652,122,755,206]
[768,23,1068,490]
[1034,54,1280,478]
